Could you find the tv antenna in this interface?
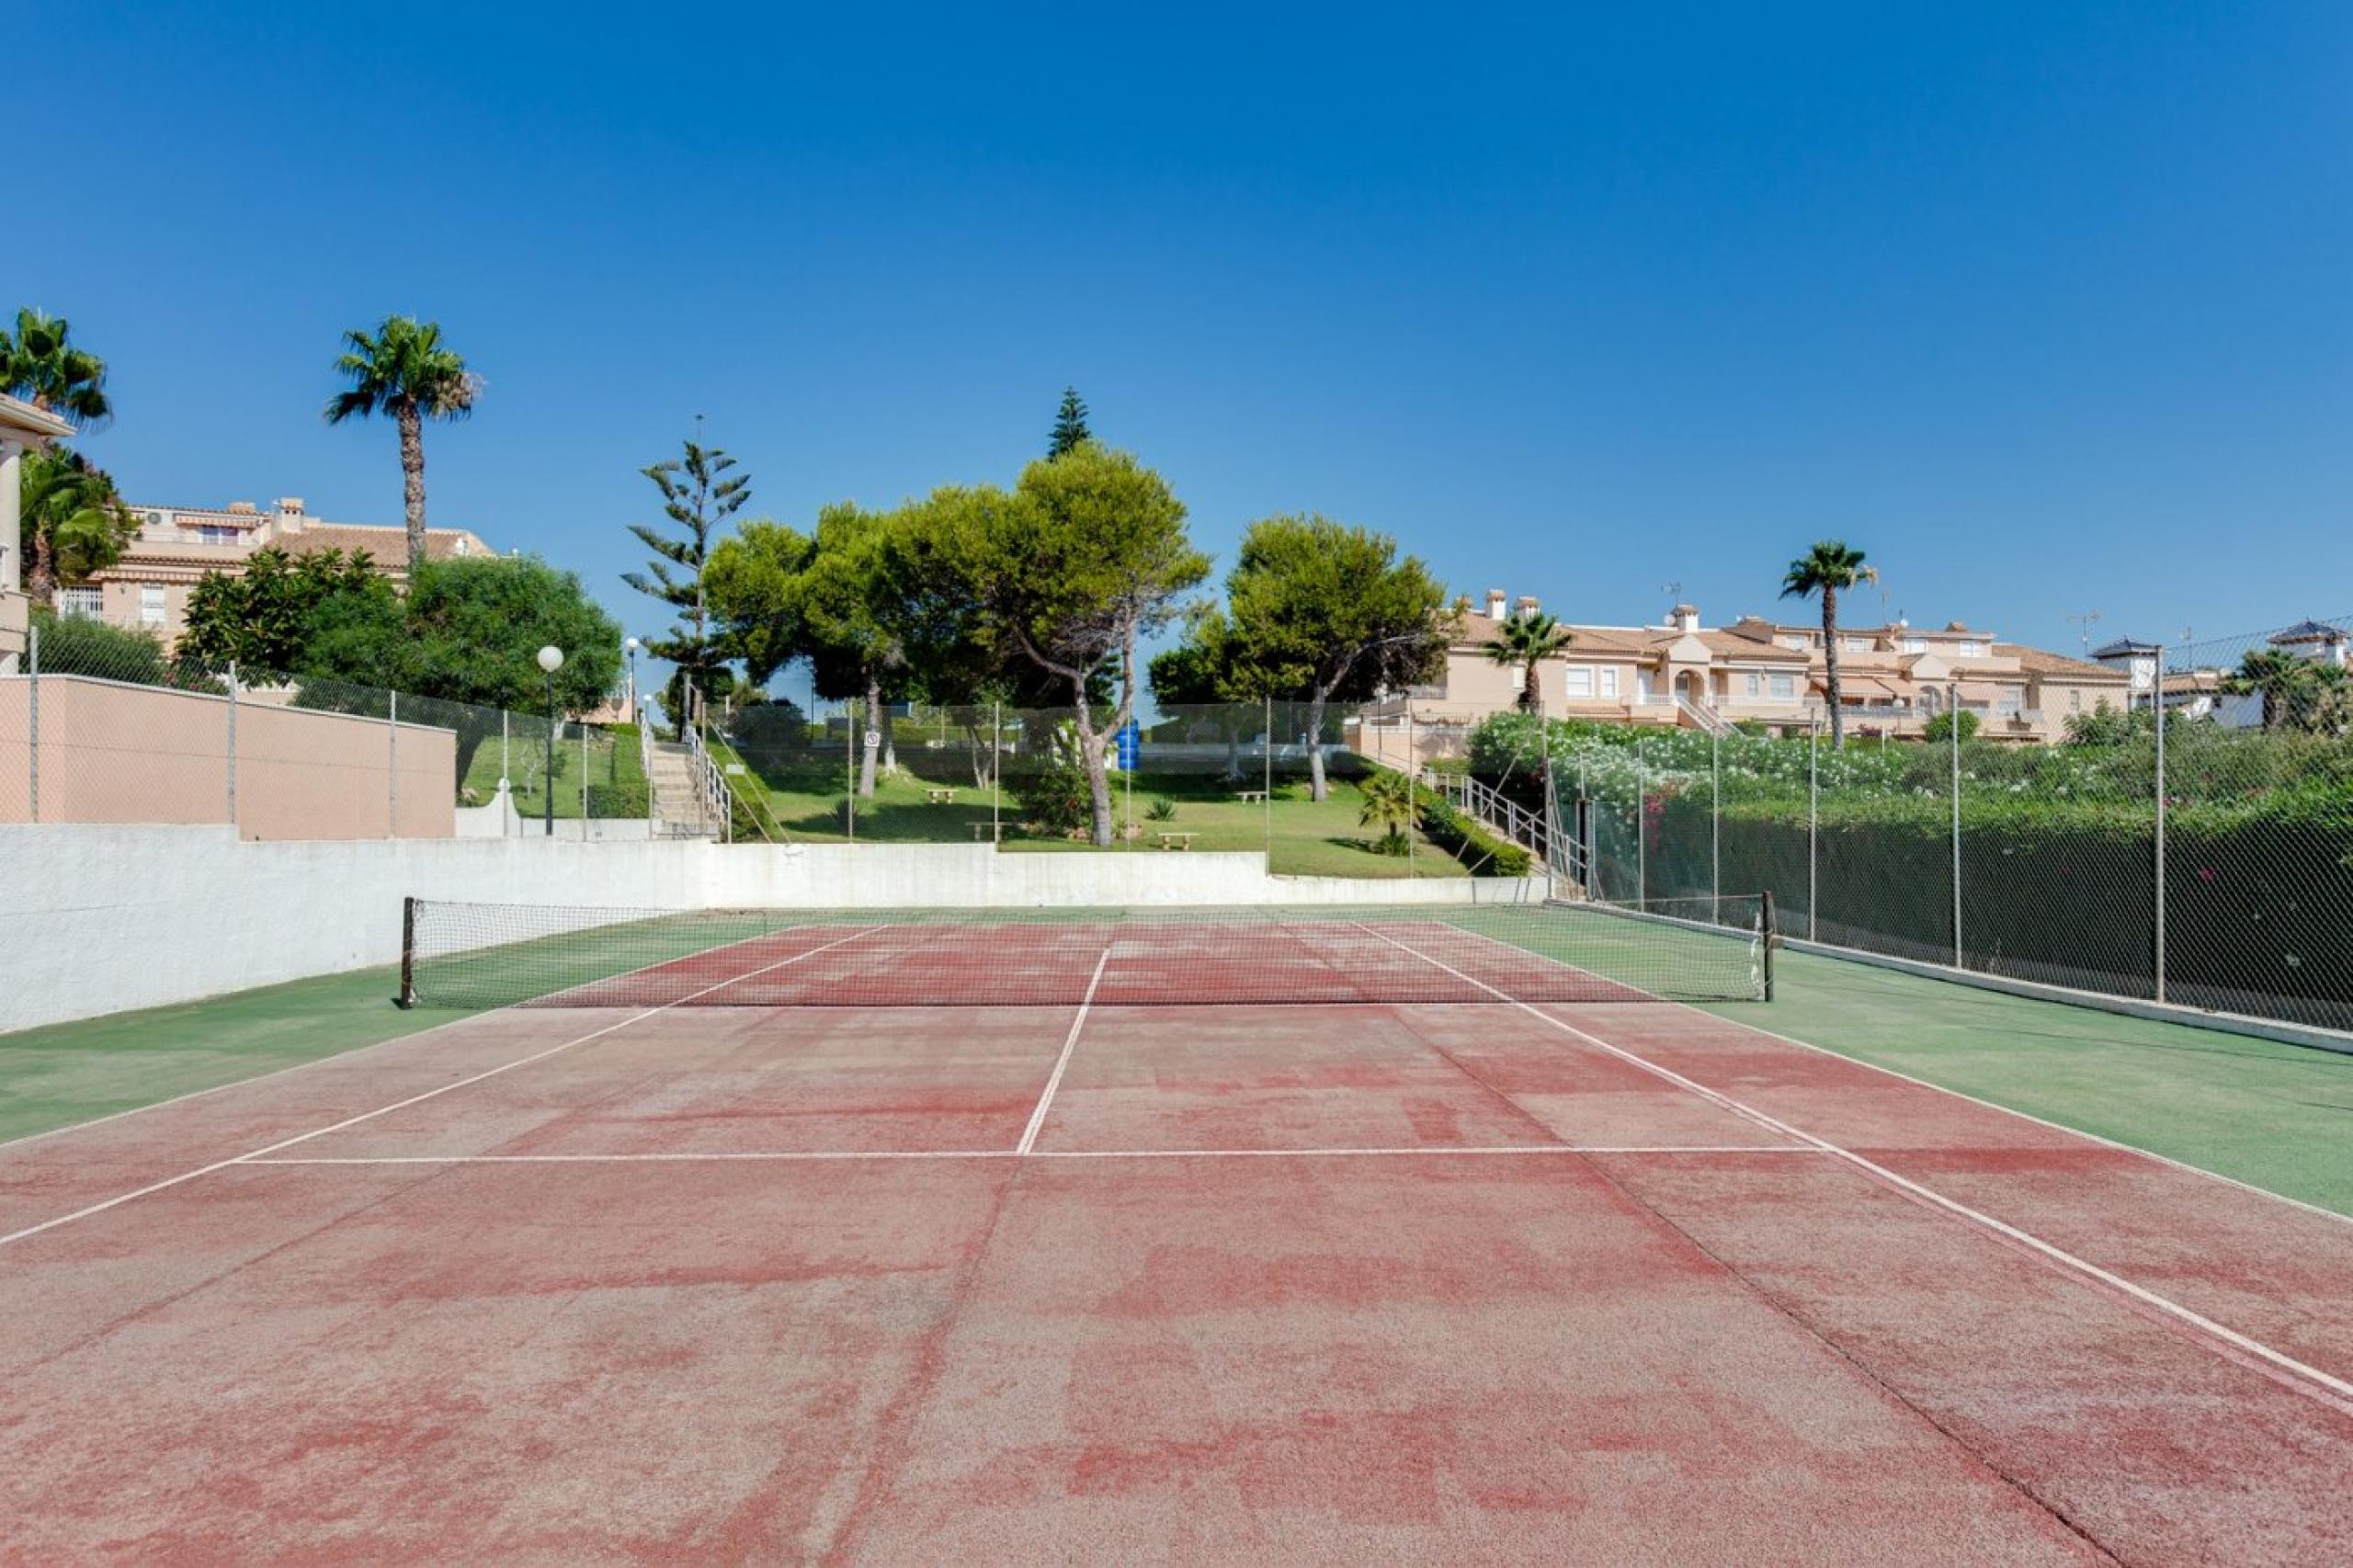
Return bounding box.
[1659,581,1682,600]
[2066,609,2103,653]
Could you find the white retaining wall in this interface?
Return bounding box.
[0,824,1539,1032]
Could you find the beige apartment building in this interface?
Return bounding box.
[1370,589,2129,747]
[58,495,496,645]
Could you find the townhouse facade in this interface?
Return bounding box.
[57,494,495,646]
[1370,589,2130,747]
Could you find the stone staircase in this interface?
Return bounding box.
[647,740,718,837]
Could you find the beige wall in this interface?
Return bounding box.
[0,676,455,838]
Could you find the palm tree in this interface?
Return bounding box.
[1485,611,1569,712]
[1779,540,1877,748]
[2302,662,2351,735]
[17,448,136,608]
[1358,769,1418,852]
[2222,648,2311,732]
[324,316,480,577]
[1,308,112,428]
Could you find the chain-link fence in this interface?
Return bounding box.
[1,617,649,840]
[1463,614,2353,1033]
[684,692,1501,876]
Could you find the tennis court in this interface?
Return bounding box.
[3,904,2348,1561]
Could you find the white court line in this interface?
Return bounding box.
[1443,918,2353,1233]
[0,926,888,1250]
[1353,922,2353,1416]
[1015,946,1112,1155]
[234,1142,1824,1166]
[0,917,846,1157]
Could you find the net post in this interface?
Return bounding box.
[1404,700,1415,878]
[1758,891,1776,1002]
[396,896,417,1008]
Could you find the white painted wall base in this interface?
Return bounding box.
[0,824,1540,1032]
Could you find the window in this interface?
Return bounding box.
[1563,666,1593,699]
[1598,668,1618,698]
[198,526,240,545]
[1959,641,1984,656]
[140,585,166,627]
[1768,674,1796,700]
[1745,672,1761,699]
[1780,635,1809,651]
[1902,637,1927,653]
[2069,689,2083,712]
[1997,688,2023,717]
[57,585,103,619]
[1844,637,1870,652]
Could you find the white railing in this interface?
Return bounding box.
[1674,694,1737,737]
[680,717,734,843]
[1421,767,1580,888]
[637,713,657,830]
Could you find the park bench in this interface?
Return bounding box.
[1155,831,1198,851]
[1234,790,1268,804]
[926,787,959,804]
[969,821,1005,842]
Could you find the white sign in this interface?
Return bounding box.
[2129,657,2156,692]
[863,729,882,748]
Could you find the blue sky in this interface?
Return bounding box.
[33,1,2353,702]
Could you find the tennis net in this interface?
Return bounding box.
[399,896,1773,1009]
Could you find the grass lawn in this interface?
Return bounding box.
[459,722,648,820]
[724,755,1473,878]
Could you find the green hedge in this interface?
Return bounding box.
[1418,793,1533,878]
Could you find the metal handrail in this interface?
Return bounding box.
[681,716,734,843]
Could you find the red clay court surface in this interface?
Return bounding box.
[4,920,2350,1562]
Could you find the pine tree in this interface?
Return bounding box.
[624,438,749,721]
[1048,386,1092,457]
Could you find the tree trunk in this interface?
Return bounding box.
[1223,724,1243,782]
[1071,674,1114,846]
[1307,688,1331,801]
[859,676,881,798]
[23,529,54,610]
[1821,585,1845,749]
[1524,658,1542,714]
[398,400,427,579]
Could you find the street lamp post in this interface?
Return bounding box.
[537,644,565,837]
[623,637,641,723]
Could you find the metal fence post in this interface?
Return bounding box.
[1635,735,1647,907]
[2154,643,2167,1004]
[992,701,1002,847]
[1404,702,1415,878]
[579,723,589,840]
[1807,718,1819,942]
[388,691,399,838]
[1949,682,1962,968]
[845,699,856,843]
[1264,695,1274,864]
[1711,727,1722,916]
[27,619,39,824]
[226,661,238,831]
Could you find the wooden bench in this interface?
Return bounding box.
[1234,790,1268,804]
[1154,831,1198,851]
[969,821,1004,842]
[925,788,959,804]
